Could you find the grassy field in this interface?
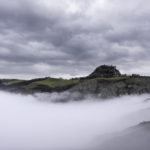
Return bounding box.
[20,78,79,89]
[33,78,79,87]
[2,79,25,85]
[1,75,150,92]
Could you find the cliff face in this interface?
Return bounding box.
[70,77,150,98]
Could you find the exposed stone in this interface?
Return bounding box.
[70,77,150,98]
[87,65,121,79]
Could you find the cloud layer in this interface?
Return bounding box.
[0,0,150,78]
[0,91,150,149]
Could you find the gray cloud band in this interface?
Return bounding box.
[0,0,150,78]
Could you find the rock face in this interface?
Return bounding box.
[88,65,121,79]
[70,77,150,98]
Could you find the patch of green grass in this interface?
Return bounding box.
[87,76,150,84]
[3,79,25,85]
[35,78,79,87]
[23,78,79,89]
[23,83,38,89]
[86,76,129,82]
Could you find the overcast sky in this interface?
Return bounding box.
[0,0,150,79]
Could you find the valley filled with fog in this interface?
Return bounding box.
[0,91,150,150]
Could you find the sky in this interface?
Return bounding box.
[0,0,150,79]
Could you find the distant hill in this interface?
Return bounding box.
[0,65,150,99]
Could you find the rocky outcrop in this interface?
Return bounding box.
[87,65,121,79]
[70,77,150,98]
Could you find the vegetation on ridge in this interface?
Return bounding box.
[0,65,150,97]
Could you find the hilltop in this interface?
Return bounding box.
[0,65,150,98]
[87,65,121,78]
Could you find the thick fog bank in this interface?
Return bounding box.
[0,91,150,150]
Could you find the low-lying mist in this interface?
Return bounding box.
[0,91,150,150]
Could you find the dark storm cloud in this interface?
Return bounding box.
[0,0,150,78]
